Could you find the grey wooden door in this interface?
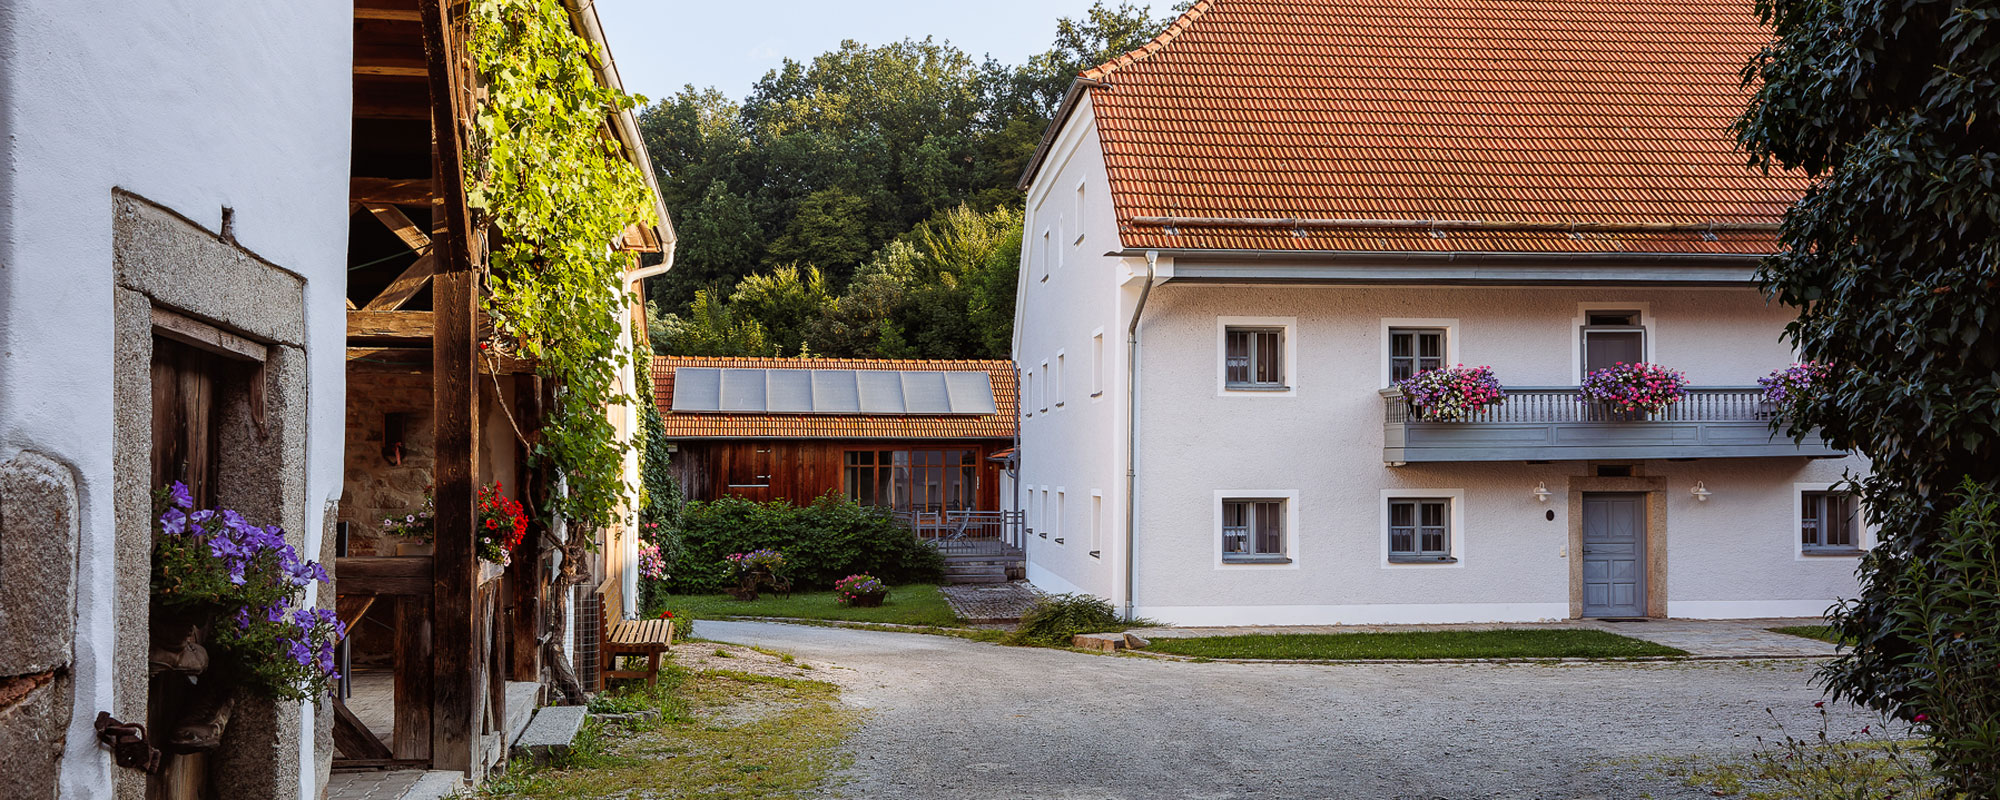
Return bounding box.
[1582,493,1647,617]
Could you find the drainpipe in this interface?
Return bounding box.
[1123,250,1158,620]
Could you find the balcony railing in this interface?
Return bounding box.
[1381,386,1843,463]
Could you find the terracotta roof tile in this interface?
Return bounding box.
[1075,0,1804,254]
[651,356,1018,440]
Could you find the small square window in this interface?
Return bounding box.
[1225,327,1285,389]
[1222,499,1287,563]
[1389,328,1447,382]
[1802,491,1861,553]
[1388,498,1454,562]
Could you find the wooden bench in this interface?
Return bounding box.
[601,617,674,685]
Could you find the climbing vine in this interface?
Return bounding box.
[466,0,654,535]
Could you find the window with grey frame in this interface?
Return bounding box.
[1221,499,1287,562]
[1389,328,1447,382]
[1225,327,1285,389]
[1802,491,1861,553]
[1581,310,1646,375]
[1388,498,1454,562]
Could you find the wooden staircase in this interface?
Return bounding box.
[941,548,1024,585]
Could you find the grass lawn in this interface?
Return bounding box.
[1769,624,1850,645]
[479,656,856,799]
[659,584,962,628]
[1143,629,1687,660]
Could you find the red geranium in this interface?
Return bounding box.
[474,482,529,566]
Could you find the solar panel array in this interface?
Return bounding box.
[670,368,998,416]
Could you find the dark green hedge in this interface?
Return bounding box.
[664,494,944,592]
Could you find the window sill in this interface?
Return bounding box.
[1388,555,1458,564]
[1802,548,1863,557]
[1224,385,1292,393]
[1221,555,1292,565]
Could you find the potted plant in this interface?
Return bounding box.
[1579,362,1688,418]
[1395,364,1506,421]
[384,481,528,565]
[151,482,343,751]
[1758,361,1829,420]
[381,490,434,556]
[834,574,889,607]
[723,548,787,601]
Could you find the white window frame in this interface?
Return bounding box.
[1023,371,1033,418]
[1053,488,1065,543]
[1216,316,1297,397]
[1090,490,1103,556]
[1073,180,1088,245]
[1213,489,1301,569]
[1089,328,1105,399]
[1039,227,1051,282]
[1795,482,1871,559]
[1054,351,1065,408]
[1038,360,1049,412]
[1573,302,1653,382]
[1380,488,1466,568]
[1379,317,1460,387]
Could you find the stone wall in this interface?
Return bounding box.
[340,370,437,557]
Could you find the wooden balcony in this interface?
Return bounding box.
[1380,386,1844,463]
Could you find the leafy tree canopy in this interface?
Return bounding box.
[636,2,1171,359]
[1736,0,1996,790]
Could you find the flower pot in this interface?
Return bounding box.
[846,592,887,608]
[395,542,434,557]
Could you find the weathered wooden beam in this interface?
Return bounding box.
[347,310,433,340]
[364,203,433,251]
[394,596,433,761]
[356,56,429,77]
[360,252,436,312]
[356,0,421,20]
[422,0,481,774]
[331,697,394,760]
[150,307,266,362]
[351,177,434,204]
[346,346,533,375]
[334,556,433,596]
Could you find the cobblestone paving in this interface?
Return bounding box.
[938,580,1041,622]
[1128,617,1837,658]
[325,770,462,800]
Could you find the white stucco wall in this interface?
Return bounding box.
[0,2,352,797]
[1116,284,1867,625]
[1012,96,1137,606]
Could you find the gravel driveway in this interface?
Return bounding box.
[694,620,1882,800]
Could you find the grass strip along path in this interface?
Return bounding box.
[1144,629,1687,660]
[661,583,962,628]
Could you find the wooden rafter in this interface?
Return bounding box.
[364,203,431,251]
[355,203,436,311]
[351,177,433,204]
[356,56,428,77]
[356,0,421,21]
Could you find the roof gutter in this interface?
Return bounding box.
[1107,248,1769,267]
[566,0,676,245]
[1123,250,1157,620]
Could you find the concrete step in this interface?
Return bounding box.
[511,705,589,766]
[503,681,542,749]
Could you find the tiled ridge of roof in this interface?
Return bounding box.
[649,355,1019,440]
[1080,0,1214,82]
[1066,0,1806,255]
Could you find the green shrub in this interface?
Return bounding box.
[1832,478,2000,796]
[664,494,943,592]
[1004,593,1132,647]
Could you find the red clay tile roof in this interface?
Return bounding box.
[651,356,1018,440]
[1064,0,1804,255]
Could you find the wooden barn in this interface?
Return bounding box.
[651,357,1019,516]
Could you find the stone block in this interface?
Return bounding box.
[1071,633,1125,652]
[511,705,589,766]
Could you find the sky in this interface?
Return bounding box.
[591,0,1152,103]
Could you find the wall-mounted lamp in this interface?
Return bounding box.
[1532,481,1552,503]
[1691,481,1713,502]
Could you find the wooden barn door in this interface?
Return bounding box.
[148,336,224,800]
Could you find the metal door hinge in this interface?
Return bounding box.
[95,712,162,774]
